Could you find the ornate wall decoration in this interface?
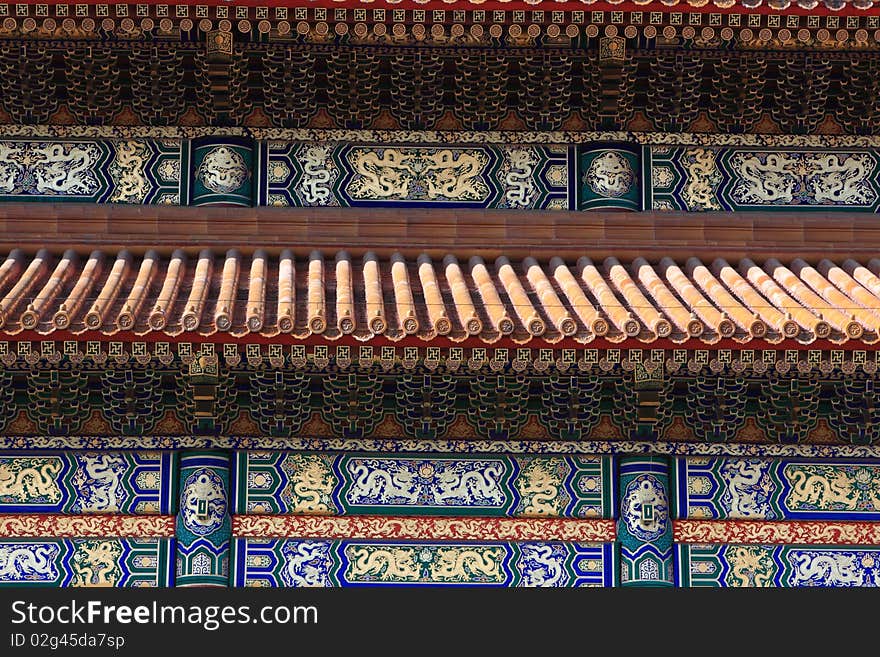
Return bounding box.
[0,139,181,204]
[650,147,880,212]
[11,436,880,458]
[0,457,63,505]
[189,138,253,206]
[617,457,674,586]
[70,540,123,587]
[674,458,880,521]
[577,145,641,211]
[497,146,540,209]
[786,549,880,587]
[175,451,231,587]
[513,458,569,517]
[585,152,635,198]
[14,125,880,148]
[0,539,172,587]
[677,544,880,587]
[263,142,569,209]
[107,140,152,204]
[279,453,339,515]
[344,543,507,584]
[293,143,340,207]
[678,148,723,211]
[783,464,880,514]
[234,452,614,518]
[674,519,880,546]
[233,539,614,587]
[0,141,106,198]
[342,457,507,512]
[108,139,183,205]
[232,515,617,543]
[621,475,669,542]
[0,543,60,584]
[346,147,491,203]
[197,146,249,194]
[727,152,877,207]
[4,137,880,213]
[0,452,175,514]
[180,468,227,536]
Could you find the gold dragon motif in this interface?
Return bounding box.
[0,459,62,503]
[515,458,566,516]
[281,454,338,514]
[71,540,123,587]
[785,465,880,512]
[430,547,505,582]
[346,147,489,201]
[345,546,421,582]
[726,546,776,587]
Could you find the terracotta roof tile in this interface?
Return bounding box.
[826,259,880,323]
[687,257,762,339]
[606,256,672,339]
[548,257,607,336]
[442,255,480,335]
[390,253,418,336]
[1,248,879,346]
[276,249,295,333]
[417,254,450,335]
[307,250,326,334]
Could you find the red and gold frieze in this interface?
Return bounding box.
[674,520,880,545]
[233,514,617,542]
[0,514,176,537]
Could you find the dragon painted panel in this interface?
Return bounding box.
[234,452,614,518]
[677,544,880,587]
[674,457,880,521]
[262,142,569,209]
[650,147,880,212]
[0,452,175,514]
[0,539,173,587]
[0,140,182,204]
[233,539,614,587]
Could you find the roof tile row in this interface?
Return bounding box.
[1,247,879,346]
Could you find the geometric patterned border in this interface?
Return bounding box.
[0,514,176,537]
[6,438,880,459]
[6,127,880,149]
[232,515,616,543]
[674,520,880,545]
